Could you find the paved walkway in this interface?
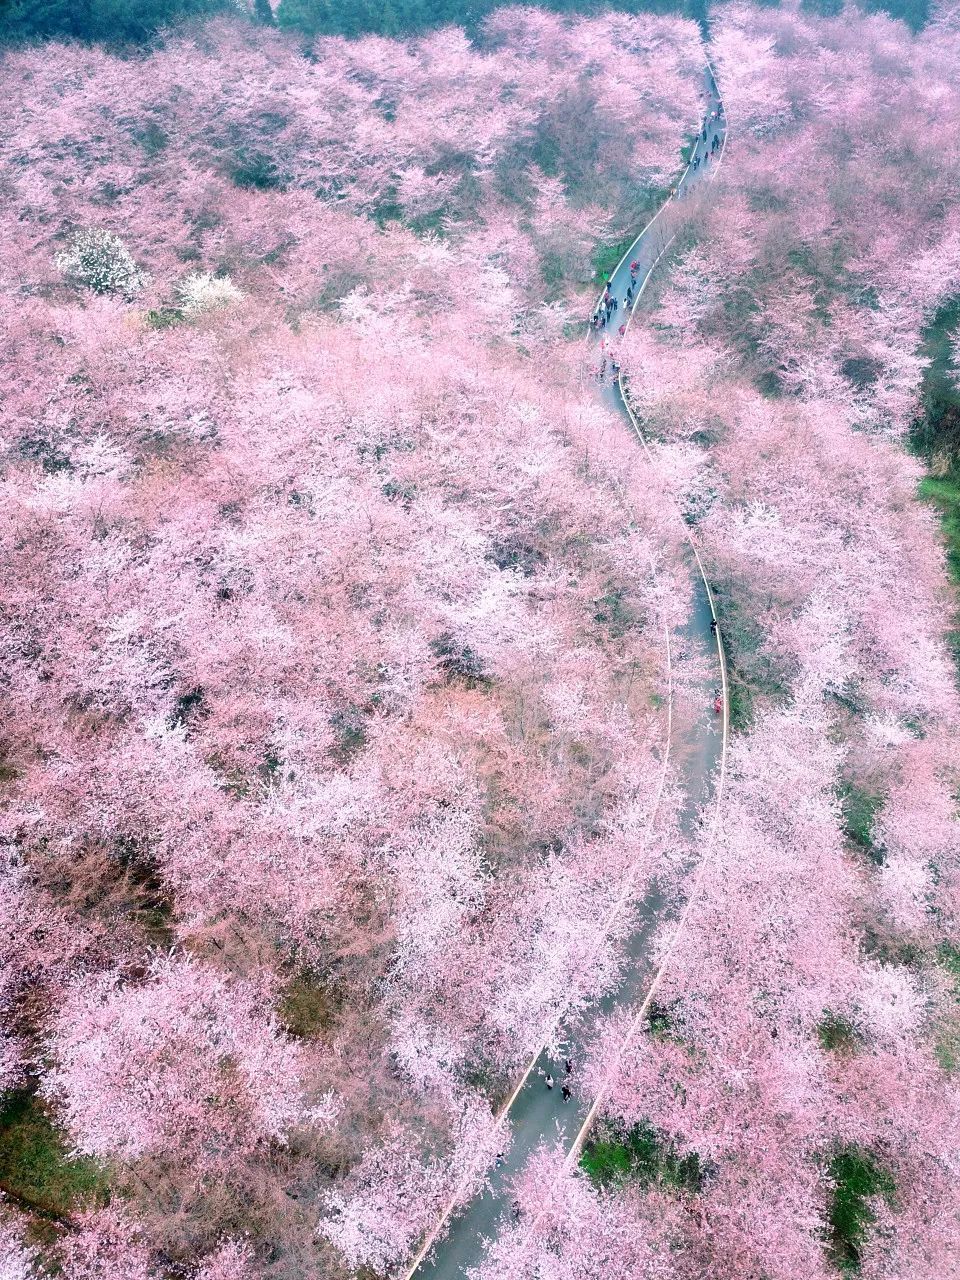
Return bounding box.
[403,66,727,1280]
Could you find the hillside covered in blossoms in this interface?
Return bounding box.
[0,2,959,1279]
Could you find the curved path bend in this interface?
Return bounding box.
[401,65,729,1280]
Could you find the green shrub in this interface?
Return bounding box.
[817,1010,861,1055]
[837,781,885,864]
[935,942,960,1071]
[0,1089,110,1219]
[826,1147,895,1273]
[581,1121,704,1192]
[229,150,286,192]
[0,0,229,46]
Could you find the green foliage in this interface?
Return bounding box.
[859,924,924,971]
[581,1121,704,1192]
[0,1088,110,1219]
[276,0,929,41]
[837,781,885,864]
[917,474,960,672]
[911,300,960,470]
[229,150,287,192]
[593,581,639,639]
[935,942,960,1071]
[134,121,169,158]
[909,300,960,675]
[430,631,488,685]
[145,306,183,329]
[592,236,633,285]
[817,1010,861,1055]
[863,0,931,32]
[644,998,683,1040]
[0,0,229,46]
[0,0,935,51]
[277,0,712,42]
[939,941,960,988]
[726,676,754,735]
[800,0,845,17]
[826,1147,895,1274]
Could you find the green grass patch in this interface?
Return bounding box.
[590,190,670,285]
[936,1019,960,1072]
[939,941,960,988]
[935,942,960,1071]
[592,236,633,285]
[0,1089,110,1220]
[917,473,960,670]
[817,1010,861,1055]
[581,1121,703,1193]
[837,781,885,864]
[726,676,754,735]
[826,1146,895,1274]
[644,999,683,1041]
[910,300,960,675]
[918,473,960,579]
[910,299,960,466]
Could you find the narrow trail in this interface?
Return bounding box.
[400,64,729,1280]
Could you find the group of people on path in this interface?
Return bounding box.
[593,95,726,332]
[590,258,641,337]
[588,88,726,707]
[540,1057,575,1101]
[593,337,621,384]
[692,103,724,171]
[590,279,620,330]
[493,1056,577,1194]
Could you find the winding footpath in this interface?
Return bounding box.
[401,66,729,1280]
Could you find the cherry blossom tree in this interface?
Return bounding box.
[42,955,329,1167]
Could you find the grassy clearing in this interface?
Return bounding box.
[817,1010,861,1055]
[0,1088,110,1220]
[911,300,960,465]
[935,942,960,1071]
[917,473,960,670]
[580,1121,703,1192]
[589,169,677,286]
[592,235,634,285]
[826,1146,895,1274]
[911,300,960,673]
[837,781,885,865]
